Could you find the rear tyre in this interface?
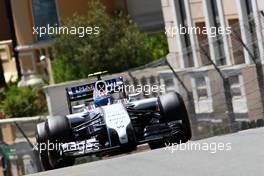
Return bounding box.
[149,92,192,149]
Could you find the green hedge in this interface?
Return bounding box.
[0,85,47,118]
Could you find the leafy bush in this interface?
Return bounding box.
[0,85,47,118]
[146,33,169,60]
[53,0,168,83]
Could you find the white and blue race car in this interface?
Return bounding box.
[36,73,192,170]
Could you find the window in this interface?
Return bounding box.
[229,75,241,98]
[229,74,248,113]
[164,78,174,91]
[191,75,213,113]
[32,0,58,40]
[195,77,208,100]
[159,73,178,93]
[228,19,245,64]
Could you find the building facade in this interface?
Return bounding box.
[160,0,264,122]
[11,0,128,82]
[0,0,166,86]
[0,0,129,86]
[42,0,264,124]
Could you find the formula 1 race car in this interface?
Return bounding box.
[36,72,192,170]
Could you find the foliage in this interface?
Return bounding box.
[146,33,169,60]
[0,85,47,118]
[53,0,168,83]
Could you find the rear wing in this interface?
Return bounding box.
[66,77,125,113]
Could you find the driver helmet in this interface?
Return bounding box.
[94,80,113,106]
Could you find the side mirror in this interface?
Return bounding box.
[128,92,141,101]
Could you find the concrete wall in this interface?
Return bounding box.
[190,0,204,22]
[257,0,264,11]
[126,0,164,32]
[243,65,263,121]
[44,61,263,123]
[190,0,239,22]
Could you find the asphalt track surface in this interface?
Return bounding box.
[30,127,264,176]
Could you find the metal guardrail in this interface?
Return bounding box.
[0,116,47,125]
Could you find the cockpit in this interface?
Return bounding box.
[93,80,113,107]
[66,77,127,114]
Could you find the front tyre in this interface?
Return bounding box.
[36,120,75,170]
[149,92,192,149]
[36,122,52,170]
[46,116,75,169]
